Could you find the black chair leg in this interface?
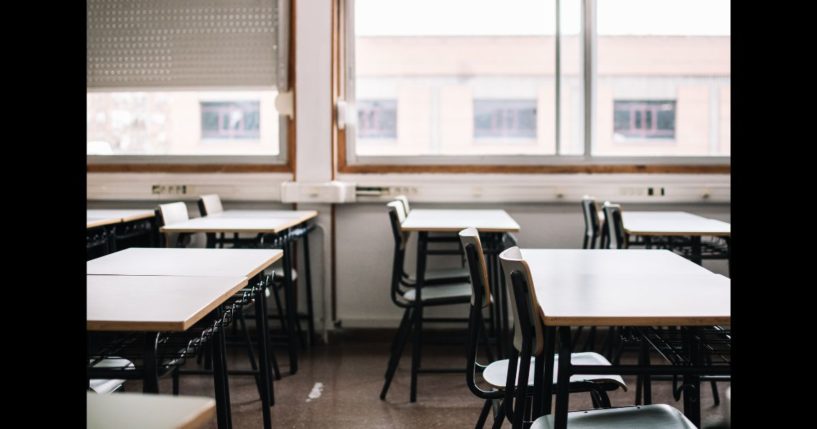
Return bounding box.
[597,389,612,408]
[385,309,412,377]
[475,399,492,429]
[410,303,423,403]
[380,308,413,400]
[491,398,507,429]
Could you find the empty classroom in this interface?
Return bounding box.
[85,1,731,428]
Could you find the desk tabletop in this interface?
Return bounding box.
[87,209,155,228]
[87,275,248,332]
[161,217,300,234]
[87,247,282,279]
[520,249,730,326]
[401,209,520,233]
[210,209,318,221]
[623,211,731,237]
[87,392,215,429]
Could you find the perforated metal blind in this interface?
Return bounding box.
[87,0,282,89]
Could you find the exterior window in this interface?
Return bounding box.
[613,100,675,140]
[474,100,537,139]
[201,101,261,140]
[86,91,280,156]
[357,100,397,139]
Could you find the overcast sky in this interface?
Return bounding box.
[355,0,730,36]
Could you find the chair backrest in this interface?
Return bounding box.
[395,195,411,214]
[499,246,543,357]
[156,202,190,248]
[460,227,501,399]
[387,201,408,248]
[602,202,627,249]
[198,194,224,216]
[386,201,410,304]
[459,227,492,309]
[156,202,189,226]
[581,196,601,249]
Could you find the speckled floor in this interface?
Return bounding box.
[122,329,730,428]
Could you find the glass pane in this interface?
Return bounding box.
[353,0,556,157]
[87,90,280,156]
[593,0,730,157]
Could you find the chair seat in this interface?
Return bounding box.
[88,358,134,394]
[530,404,695,429]
[402,283,472,302]
[405,267,470,283]
[483,352,626,390]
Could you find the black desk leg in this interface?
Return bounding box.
[682,327,701,427]
[303,232,315,347]
[254,286,273,429]
[282,242,300,374]
[554,327,572,429]
[410,232,428,403]
[213,308,233,429]
[143,332,160,393]
[540,327,557,417]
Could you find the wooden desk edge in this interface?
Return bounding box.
[87,218,121,229]
[160,226,281,234]
[401,226,520,233]
[626,229,731,237]
[246,251,284,280]
[180,398,217,429]
[120,212,156,223]
[540,314,731,327]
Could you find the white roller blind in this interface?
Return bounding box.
[87,0,283,90]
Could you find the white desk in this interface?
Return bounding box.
[401,208,520,361]
[521,249,730,327]
[85,209,155,228]
[87,392,215,429]
[519,249,729,429]
[401,209,520,233]
[87,274,244,428]
[209,210,318,221]
[623,211,730,237]
[87,247,282,428]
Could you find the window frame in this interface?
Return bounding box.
[335,0,730,173]
[86,0,295,174]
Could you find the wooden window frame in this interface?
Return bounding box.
[332,0,730,175]
[87,1,297,174]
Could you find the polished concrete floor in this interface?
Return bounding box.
[123,329,730,428]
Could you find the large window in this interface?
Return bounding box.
[86,0,290,166]
[342,0,730,167]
